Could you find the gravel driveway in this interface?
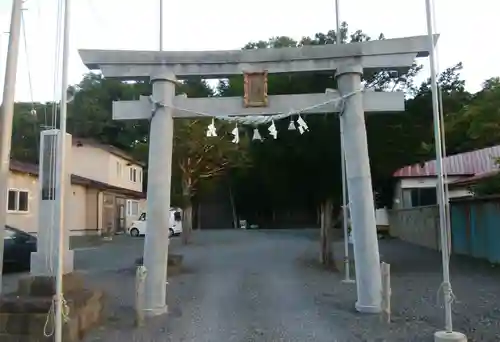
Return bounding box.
[4,230,500,341]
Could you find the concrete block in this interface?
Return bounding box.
[17,273,84,297]
[0,287,105,341]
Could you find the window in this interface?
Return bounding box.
[7,189,29,213]
[174,211,181,221]
[139,169,142,183]
[129,167,137,183]
[402,187,437,208]
[126,199,139,216]
[116,161,122,177]
[41,134,57,200]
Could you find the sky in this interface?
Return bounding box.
[0,0,498,103]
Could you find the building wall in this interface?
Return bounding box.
[85,188,100,233]
[6,171,39,234]
[71,145,110,185]
[125,198,147,229]
[388,205,441,250]
[6,171,88,236]
[108,154,143,193]
[68,185,88,236]
[71,145,143,193]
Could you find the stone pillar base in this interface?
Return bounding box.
[30,250,74,276]
[434,331,467,342]
[145,305,168,317]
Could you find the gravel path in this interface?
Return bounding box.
[5,229,499,341]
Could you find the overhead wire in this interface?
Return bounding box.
[20,8,40,159]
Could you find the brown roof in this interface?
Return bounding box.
[393,145,500,178]
[449,170,500,188]
[72,137,146,167]
[9,160,145,199]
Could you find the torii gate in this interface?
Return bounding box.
[79,34,435,316]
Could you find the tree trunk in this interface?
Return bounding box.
[181,177,193,245]
[182,202,193,244]
[319,198,334,267]
[228,181,238,229]
[197,202,202,230]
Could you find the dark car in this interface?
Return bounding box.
[3,226,37,272]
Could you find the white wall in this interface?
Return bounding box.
[125,198,147,229]
[109,155,143,193]
[6,171,88,236]
[71,145,143,193]
[399,176,464,189]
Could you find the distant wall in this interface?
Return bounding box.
[389,205,440,250]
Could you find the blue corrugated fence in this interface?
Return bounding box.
[451,197,500,263]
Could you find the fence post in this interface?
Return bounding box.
[135,265,147,327]
[380,262,391,323]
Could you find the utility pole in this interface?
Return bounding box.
[0,0,24,294]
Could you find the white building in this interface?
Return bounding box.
[392,145,500,209]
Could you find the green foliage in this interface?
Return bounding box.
[10,23,497,223]
[445,77,500,154]
[469,157,500,197]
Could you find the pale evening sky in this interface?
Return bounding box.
[0,0,498,103]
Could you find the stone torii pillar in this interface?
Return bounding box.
[140,70,176,315]
[79,34,435,315]
[336,64,380,312]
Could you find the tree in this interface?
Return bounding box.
[469,159,500,197]
[444,77,500,153]
[170,78,250,244]
[220,23,427,267]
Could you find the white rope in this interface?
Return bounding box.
[43,295,70,337]
[20,12,35,115]
[149,89,363,126]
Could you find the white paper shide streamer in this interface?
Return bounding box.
[231,124,239,144]
[197,89,362,143]
[268,121,278,139]
[206,118,217,137]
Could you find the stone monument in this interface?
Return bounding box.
[0,130,104,341]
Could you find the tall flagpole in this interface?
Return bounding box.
[425,0,466,341]
[55,0,71,340]
[336,0,354,284]
[0,0,23,294]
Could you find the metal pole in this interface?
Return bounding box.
[159,0,164,51]
[336,0,353,284]
[54,0,71,340]
[335,0,341,44]
[340,110,354,283]
[0,0,23,294]
[424,0,453,332]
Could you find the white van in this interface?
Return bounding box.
[128,208,183,238]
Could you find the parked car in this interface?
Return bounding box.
[128,208,183,238]
[3,225,37,272]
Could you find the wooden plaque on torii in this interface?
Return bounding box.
[243,71,268,108]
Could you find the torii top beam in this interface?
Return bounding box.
[79,35,438,79]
